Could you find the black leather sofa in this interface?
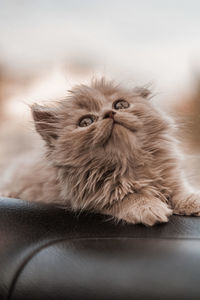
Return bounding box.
[1,197,200,300]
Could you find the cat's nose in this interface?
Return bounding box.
[103,110,116,119]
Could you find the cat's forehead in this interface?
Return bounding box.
[70,83,128,112]
[73,88,103,111]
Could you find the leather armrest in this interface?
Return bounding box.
[1,197,200,299]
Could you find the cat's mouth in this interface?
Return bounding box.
[105,119,131,140]
[99,116,141,147]
[108,118,120,130]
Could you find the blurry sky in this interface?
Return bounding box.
[1,0,200,93]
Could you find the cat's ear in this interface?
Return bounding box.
[31,104,59,146]
[133,87,151,99]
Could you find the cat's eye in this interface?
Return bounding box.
[113,99,129,110]
[79,115,95,127]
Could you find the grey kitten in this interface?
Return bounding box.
[1,78,200,226]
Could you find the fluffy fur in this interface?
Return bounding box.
[1,78,200,226]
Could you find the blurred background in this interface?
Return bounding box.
[1,0,200,187]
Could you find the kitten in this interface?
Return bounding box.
[1,78,200,226]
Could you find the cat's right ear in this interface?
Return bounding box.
[31,104,59,147]
[133,87,151,99]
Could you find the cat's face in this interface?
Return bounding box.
[32,79,168,168]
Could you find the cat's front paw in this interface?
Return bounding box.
[121,198,173,226]
[173,193,200,216]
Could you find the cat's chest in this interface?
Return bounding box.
[104,175,152,202]
[112,179,134,201]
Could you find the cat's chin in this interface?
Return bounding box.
[112,122,124,132]
[112,122,134,136]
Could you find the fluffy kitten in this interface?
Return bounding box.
[1,78,200,226]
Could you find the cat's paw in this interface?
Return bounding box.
[173,193,200,216]
[121,198,173,226]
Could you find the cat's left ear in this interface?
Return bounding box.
[31,104,59,147]
[133,87,151,99]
